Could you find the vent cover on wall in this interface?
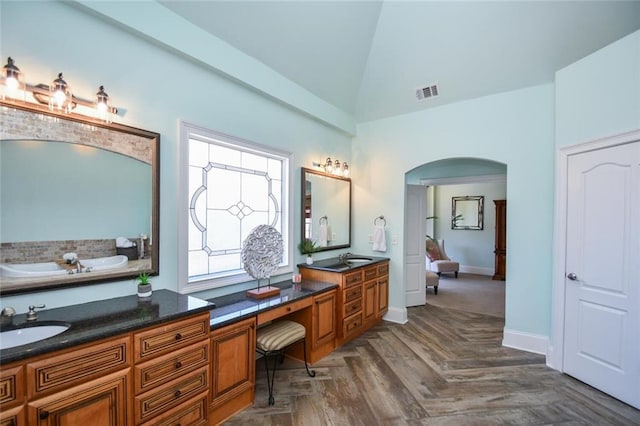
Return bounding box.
[415,83,439,101]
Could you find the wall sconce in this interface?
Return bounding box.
[312,157,350,177]
[0,57,120,123]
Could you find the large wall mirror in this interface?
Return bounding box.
[0,100,160,295]
[452,196,484,230]
[301,167,351,252]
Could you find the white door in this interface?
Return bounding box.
[564,141,640,408]
[405,185,426,307]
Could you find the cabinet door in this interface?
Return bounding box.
[28,369,130,426]
[376,276,389,317]
[363,280,377,324]
[313,291,336,348]
[210,317,255,408]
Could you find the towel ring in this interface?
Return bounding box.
[319,216,328,225]
[374,215,386,226]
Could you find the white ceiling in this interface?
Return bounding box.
[159,1,640,123]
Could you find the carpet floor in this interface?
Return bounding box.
[426,273,505,318]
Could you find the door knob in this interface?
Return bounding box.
[567,272,578,281]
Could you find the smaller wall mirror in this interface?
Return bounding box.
[452,196,484,230]
[301,167,351,252]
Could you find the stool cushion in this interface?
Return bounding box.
[256,320,306,352]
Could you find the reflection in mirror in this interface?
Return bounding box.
[301,167,351,252]
[0,101,160,295]
[452,196,484,230]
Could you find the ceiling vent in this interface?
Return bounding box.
[416,83,439,101]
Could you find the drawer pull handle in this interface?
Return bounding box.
[40,410,50,420]
[175,361,182,369]
[175,333,182,340]
[174,390,182,398]
[287,307,291,312]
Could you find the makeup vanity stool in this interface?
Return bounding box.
[255,320,316,405]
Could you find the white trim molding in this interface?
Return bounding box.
[459,265,493,276]
[383,307,408,324]
[503,328,549,356]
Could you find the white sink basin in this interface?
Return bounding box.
[347,257,373,263]
[0,255,128,278]
[0,323,70,350]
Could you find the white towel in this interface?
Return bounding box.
[372,225,387,252]
[318,224,328,247]
[116,236,135,248]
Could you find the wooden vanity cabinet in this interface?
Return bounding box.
[133,312,210,426]
[311,289,337,360]
[363,263,389,326]
[209,317,256,426]
[300,260,389,347]
[0,312,211,426]
[25,335,132,426]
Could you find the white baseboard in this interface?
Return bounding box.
[502,328,549,356]
[383,306,407,324]
[459,265,494,276]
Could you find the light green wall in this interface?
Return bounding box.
[0,1,351,309]
[352,84,555,337]
[556,30,640,147]
[434,182,507,270]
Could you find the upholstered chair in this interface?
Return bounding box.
[426,238,459,278]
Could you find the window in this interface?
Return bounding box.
[179,122,293,293]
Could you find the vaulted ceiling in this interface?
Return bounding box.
[160,1,640,123]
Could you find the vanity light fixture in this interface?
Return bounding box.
[312,157,351,177]
[50,72,72,113]
[95,85,113,123]
[0,57,120,122]
[2,57,24,100]
[325,157,333,173]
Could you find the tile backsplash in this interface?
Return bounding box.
[1,238,149,264]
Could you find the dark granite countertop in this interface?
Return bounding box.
[0,289,213,364]
[208,279,337,328]
[297,255,389,272]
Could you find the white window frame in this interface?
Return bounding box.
[178,121,294,294]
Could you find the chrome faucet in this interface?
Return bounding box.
[72,258,83,273]
[64,254,83,273]
[338,252,352,263]
[26,304,45,321]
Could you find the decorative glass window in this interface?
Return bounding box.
[179,123,292,292]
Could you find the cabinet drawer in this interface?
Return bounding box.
[343,271,362,288]
[134,313,210,363]
[135,341,209,395]
[363,266,378,281]
[0,364,24,407]
[26,335,129,399]
[343,298,362,317]
[140,391,208,426]
[342,313,362,338]
[343,285,362,303]
[257,298,312,325]
[135,366,208,424]
[377,263,389,275]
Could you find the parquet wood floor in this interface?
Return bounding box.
[224,295,640,425]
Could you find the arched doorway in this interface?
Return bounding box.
[404,158,507,308]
